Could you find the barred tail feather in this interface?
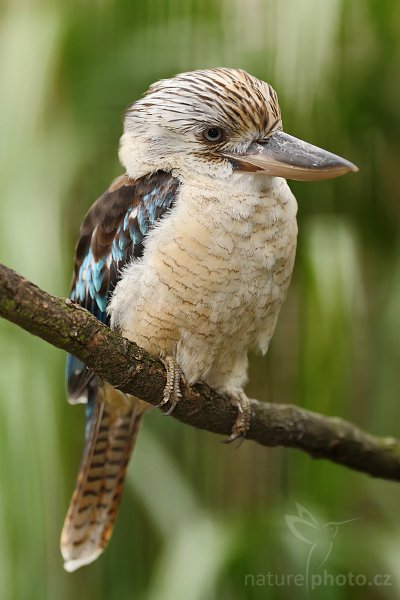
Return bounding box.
[61,385,145,572]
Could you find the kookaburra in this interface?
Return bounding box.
[62,68,358,571]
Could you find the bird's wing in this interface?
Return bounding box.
[62,171,179,571]
[66,171,180,403]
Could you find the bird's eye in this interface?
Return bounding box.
[203,127,224,142]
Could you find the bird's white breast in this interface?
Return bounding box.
[109,174,297,392]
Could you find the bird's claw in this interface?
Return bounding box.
[155,355,184,415]
[222,391,252,444]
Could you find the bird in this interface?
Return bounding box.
[61,68,358,572]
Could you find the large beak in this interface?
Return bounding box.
[223,131,358,181]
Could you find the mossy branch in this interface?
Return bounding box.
[1,262,400,481]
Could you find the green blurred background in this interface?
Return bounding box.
[1,0,400,598]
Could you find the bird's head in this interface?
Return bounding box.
[120,68,358,184]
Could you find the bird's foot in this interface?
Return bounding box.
[223,391,252,444]
[155,355,185,416]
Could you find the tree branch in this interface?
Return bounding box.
[1,261,399,482]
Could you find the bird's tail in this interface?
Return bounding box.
[61,384,147,572]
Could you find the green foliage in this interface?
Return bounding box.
[0,0,399,598]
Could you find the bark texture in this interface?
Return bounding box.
[1,262,400,482]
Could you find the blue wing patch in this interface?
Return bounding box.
[72,249,109,319]
[66,171,179,403]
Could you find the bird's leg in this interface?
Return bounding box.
[223,391,252,443]
[155,355,184,416]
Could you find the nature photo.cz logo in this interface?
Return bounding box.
[285,503,360,589]
[244,504,392,591]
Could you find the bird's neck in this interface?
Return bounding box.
[171,173,297,235]
[181,172,293,211]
